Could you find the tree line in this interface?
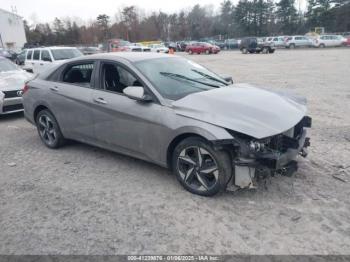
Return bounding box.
[24,0,350,46]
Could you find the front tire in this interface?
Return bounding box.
[36,109,66,149]
[172,137,232,196]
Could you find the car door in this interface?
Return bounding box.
[332,36,341,46]
[24,49,33,71]
[48,61,96,141]
[38,49,53,72]
[90,60,164,160]
[31,49,41,73]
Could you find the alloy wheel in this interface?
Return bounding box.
[177,146,219,192]
[38,114,57,146]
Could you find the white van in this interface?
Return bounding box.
[24,47,83,74]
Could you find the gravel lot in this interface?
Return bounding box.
[0,49,349,255]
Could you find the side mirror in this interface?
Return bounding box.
[220,75,234,84]
[123,86,153,102]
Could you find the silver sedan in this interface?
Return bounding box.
[0,57,32,115]
[22,53,311,196]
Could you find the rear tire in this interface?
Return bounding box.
[319,44,325,48]
[289,44,295,49]
[36,109,66,149]
[241,48,248,54]
[172,137,232,196]
[188,50,193,55]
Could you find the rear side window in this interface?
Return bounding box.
[41,50,51,61]
[33,50,40,60]
[26,50,33,60]
[62,63,94,87]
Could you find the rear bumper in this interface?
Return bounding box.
[0,91,23,115]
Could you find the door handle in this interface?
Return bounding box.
[93,97,107,105]
[50,86,59,92]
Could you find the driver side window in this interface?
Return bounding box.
[101,63,143,94]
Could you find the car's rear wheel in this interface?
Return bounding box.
[262,47,269,54]
[36,109,65,149]
[241,48,248,54]
[188,50,193,54]
[289,44,295,49]
[319,44,325,48]
[172,137,231,196]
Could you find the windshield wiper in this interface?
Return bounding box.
[160,72,220,88]
[191,69,228,85]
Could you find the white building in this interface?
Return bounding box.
[0,8,27,51]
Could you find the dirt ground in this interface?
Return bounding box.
[0,49,349,255]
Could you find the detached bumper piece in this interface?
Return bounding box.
[229,116,312,190]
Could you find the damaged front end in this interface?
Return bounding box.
[221,116,312,190]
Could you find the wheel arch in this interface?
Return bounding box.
[166,132,208,170]
[33,104,50,122]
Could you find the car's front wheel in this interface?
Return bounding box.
[36,109,66,149]
[172,137,231,196]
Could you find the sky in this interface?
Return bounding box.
[2,0,307,24]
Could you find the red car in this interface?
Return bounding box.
[345,36,350,46]
[185,42,220,54]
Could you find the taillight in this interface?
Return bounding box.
[22,84,29,94]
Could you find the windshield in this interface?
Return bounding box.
[134,57,228,100]
[50,48,83,60]
[0,59,18,72]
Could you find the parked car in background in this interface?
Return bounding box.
[78,46,101,55]
[266,36,286,48]
[240,37,275,54]
[208,40,226,49]
[133,43,151,52]
[186,42,220,54]
[312,35,347,48]
[105,39,142,52]
[344,35,350,46]
[24,47,83,74]
[22,52,311,196]
[149,44,169,53]
[285,36,313,48]
[15,49,27,65]
[224,39,239,49]
[0,49,17,61]
[176,41,188,52]
[0,57,32,115]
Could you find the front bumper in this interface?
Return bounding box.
[0,90,24,115]
[231,127,310,189]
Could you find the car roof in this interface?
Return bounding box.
[70,52,178,63]
[30,46,78,50]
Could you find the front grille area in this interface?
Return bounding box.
[3,104,23,112]
[268,134,299,153]
[3,90,21,98]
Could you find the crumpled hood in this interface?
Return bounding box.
[0,70,32,91]
[172,83,307,139]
